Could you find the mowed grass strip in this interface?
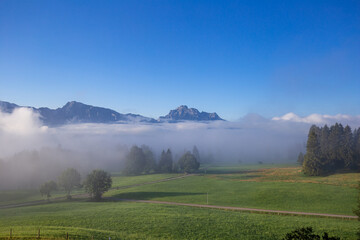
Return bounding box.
[0,201,357,240]
[106,173,358,216]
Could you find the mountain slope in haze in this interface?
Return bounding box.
[160,105,224,121]
[0,100,157,126]
[0,101,225,125]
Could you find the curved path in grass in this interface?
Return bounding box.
[113,198,358,220]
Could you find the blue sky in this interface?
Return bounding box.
[0,0,359,120]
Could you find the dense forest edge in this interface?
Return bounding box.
[299,123,360,176]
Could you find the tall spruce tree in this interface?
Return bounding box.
[328,123,345,170]
[303,126,323,176]
[124,145,146,175]
[354,128,360,168]
[342,125,355,169]
[304,123,360,175]
[320,125,330,161]
[158,149,173,173]
[141,145,156,174]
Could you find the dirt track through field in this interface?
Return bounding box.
[112,198,358,220]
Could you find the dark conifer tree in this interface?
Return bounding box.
[158,149,173,173]
[304,123,360,175]
[141,145,156,173]
[354,128,360,168]
[124,145,146,175]
[303,126,323,176]
[320,125,330,160]
[327,123,345,170]
[342,125,355,169]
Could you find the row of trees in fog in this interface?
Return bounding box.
[300,123,360,176]
[40,168,112,201]
[123,145,200,175]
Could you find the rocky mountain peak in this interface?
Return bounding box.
[160,105,224,121]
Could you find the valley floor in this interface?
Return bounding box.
[0,164,358,239]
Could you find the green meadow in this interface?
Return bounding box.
[0,201,357,240]
[0,164,358,239]
[0,173,180,206]
[106,165,359,216]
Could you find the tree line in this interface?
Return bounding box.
[40,168,112,201]
[299,123,360,176]
[39,145,202,201]
[123,145,200,175]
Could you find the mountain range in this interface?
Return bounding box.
[0,100,224,126]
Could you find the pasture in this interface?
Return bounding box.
[106,165,359,215]
[0,201,357,239]
[0,164,358,239]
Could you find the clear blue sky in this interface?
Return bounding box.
[0,0,359,120]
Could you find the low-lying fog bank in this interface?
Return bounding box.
[0,108,359,189]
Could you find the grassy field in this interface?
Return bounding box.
[0,173,181,206]
[0,164,358,239]
[0,200,357,240]
[106,165,359,215]
[111,173,181,188]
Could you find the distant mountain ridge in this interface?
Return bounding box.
[160,105,224,121]
[0,101,224,126]
[0,101,157,126]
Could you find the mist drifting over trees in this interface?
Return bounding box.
[0,107,360,189]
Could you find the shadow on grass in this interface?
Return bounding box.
[109,191,204,200]
[205,169,260,174]
[215,174,261,180]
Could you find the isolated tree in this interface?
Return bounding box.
[58,168,81,199]
[124,145,146,175]
[84,169,112,201]
[40,180,57,201]
[158,149,173,173]
[283,227,340,240]
[178,152,200,173]
[192,145,201,163]
[297,152,304,165]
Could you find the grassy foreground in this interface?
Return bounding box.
[0,200,357,240]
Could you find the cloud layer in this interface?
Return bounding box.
[1,108,359,189]
[272,112,360,126]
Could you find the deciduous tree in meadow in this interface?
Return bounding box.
[84,169,112,201]
[58,168,81,199]
[40,180,57,201]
